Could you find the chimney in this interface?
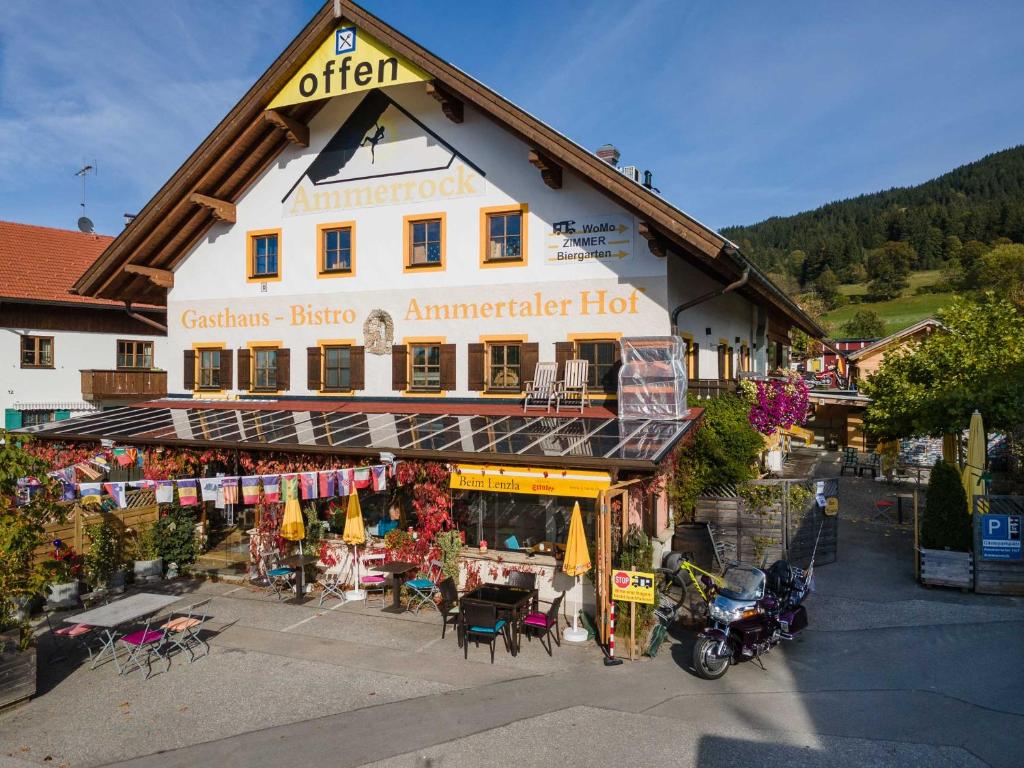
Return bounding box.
[123,213,137,228]
[643,170,654,189]
[595,144,620,167]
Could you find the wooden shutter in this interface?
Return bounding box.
[306,346,322,391]
[440,344,457,391]
[219,349,233,390]
[717,345,726,380]
[555,341,574,379]
[467,343,485,391]
[183,349,196,390]
[276,348,290,391]
[520,342,539,392]
[391,345,408,391]
[236,349,251,391]
[691,343,699,380]
[350,346,365,390]
[727,346,735,379]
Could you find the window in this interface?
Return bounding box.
[453,493,593,554]
[487,343,521,391]
[406,216,444,268]
[575,340,618,392]
[198,348,221,389]
[484,209,523,262]
[247,230,280,280]
[20,335,53,368]
[21,410,54,427]
[323,345,352,391]
[409,343,441,391]
[117,340,154,369]
[253,348,278,390]
[319,223,354,275]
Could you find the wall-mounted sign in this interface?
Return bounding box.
[611,569,655,604]
[450,464,611,498]
[269,26,427,109]
[546,215,633,265]
[981,514,1022,561]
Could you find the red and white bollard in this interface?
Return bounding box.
[604,600,622,666]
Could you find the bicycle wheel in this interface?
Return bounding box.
[684,583,710,621]
[655,568,685,606]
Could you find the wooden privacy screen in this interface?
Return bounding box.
[32,491,159,566]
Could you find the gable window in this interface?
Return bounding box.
[323,345,352,391]
[488,343,521,392]
[117,340,154,369]
[319,223,354,275]
[405,215,444,269]
[248,230,280,280]
[575,339,618,392]
[409,343,441,391]
[198,348,222,389]
[21,335,54,368]
[253,348,279,391]
[484,207,525,263]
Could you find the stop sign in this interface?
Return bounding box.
[613,571,630,589]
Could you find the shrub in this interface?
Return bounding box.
[153,505,198,566]
[85,520,121,586]
[434,529,462,582]
[921,460,971,551]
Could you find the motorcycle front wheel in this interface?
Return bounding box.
[692,636,731,679]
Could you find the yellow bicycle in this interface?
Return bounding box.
[655,552,723,620]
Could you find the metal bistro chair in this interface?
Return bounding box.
[557,359,590,413]
[316,560,347,608]
[405,559,444,614]
[523,361,559,412]
[259,552,294,600]
[118,618,169,679]
[159,599,211,663]
[360,551,388,608]
[461,599,511,664]
[45,608,99,663]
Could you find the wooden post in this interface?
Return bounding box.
[74,509,83,552]
[629,601,636,660]
[913,490,920,581]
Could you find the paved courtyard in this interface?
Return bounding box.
[2,454,1022,768]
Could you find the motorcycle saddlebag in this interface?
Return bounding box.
[732,616,766,646]
[779,605,808,634]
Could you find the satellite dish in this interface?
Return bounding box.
[77,216,94,233]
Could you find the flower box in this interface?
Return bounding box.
[45,581,80,609]
[0,630,36,711]
[133,558,163,583]
[919,548,973,590]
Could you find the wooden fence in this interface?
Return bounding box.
[32,490,159,566]
[973,495,1024,596]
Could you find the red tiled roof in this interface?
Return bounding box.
[0,220,123,307]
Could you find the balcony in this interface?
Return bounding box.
[81,369,167,402]
[687,378,738,399]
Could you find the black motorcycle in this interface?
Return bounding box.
[691,559,810,679]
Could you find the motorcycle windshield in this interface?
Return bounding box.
[719,567,765,600]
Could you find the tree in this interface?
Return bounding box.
[814,267,840,307]
[863,293,1024,438]
[975,243,1024,310]
[921,460,971,551]
[865,241,914,300]
[841,309,886,338]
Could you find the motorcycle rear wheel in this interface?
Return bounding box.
[692,636,731,679]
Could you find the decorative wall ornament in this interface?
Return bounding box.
[363,309,394,355]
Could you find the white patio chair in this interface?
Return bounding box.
[360,552,388,608]
[317,562,347,608]
[523,361,559,412]
[557,359,590,413]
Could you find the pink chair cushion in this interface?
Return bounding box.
[121,629,164,646]
[161,617,201,632]
[523,612,553,629]
[361,575,386,584]
[57,623,92,637]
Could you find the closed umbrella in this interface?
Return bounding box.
[962,410,985,513]
[279,475,306,598]
[561,501,591,643]
[342,490,367,601]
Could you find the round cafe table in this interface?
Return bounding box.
[372,561,418,613]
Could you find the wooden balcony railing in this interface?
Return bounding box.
[81,369,167,402]
[687,378,738,399]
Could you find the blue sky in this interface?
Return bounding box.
[2,0,1023,236]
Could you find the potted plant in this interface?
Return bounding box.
[919,459,974,589]
[42,539,83,608]
[131,523,163,583]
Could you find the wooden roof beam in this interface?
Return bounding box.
[638,221,667,258]
[189,193,236,223]
[425,80,463,123]
[123,264,174,289]
[263,109,309,148]
[528,149,562,190]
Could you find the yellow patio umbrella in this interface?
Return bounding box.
[342,490,367,600]
[962,410,986,513]
[279,475,305,546]
[561,501,591,643]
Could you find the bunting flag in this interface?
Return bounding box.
[176,479,199,506]
[200,477,221,503]
[371,464,388,492]
[77,462,102,481]
[300,472,318,500]
[79,482,102,504]
[60,481,77,502]
[262,474,281,503]
[282,474,300,504]
[318,470,335,498]
[222,476,239,505]
[113,448,133,467]
[155,480,175,504]
[103,481,127,509]
[354,467,371,490]
[241,476,261,505]
[337,467,354,496]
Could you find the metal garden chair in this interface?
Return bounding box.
[45,607,100,662]
[316,562,347,608]
[557,359,590,413]
[118,618,169,679]
[405,559,443,614]
[523,361,559,412]
[159,598,211,663]
[258,552,294,600]
[360,551,388,608]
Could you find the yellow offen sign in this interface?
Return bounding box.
[449,464,612,499]
[269,25,427,109]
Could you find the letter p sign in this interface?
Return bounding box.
[987,518,1004,537]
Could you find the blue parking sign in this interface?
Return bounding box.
[981,515,1022,561]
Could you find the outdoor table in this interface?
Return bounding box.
[68,592,181,673]
[462,583,534,656]
[372,561,418,613]
[281,554,319,601]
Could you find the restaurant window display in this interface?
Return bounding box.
[453,492,595,555]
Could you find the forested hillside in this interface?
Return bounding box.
[722,145,1024,286]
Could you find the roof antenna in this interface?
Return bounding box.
[74,162,97,233]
